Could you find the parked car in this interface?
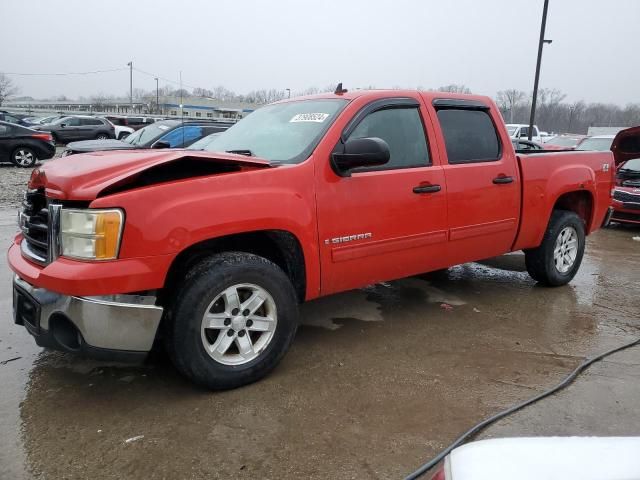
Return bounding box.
[101,117,134,140]
[612,158,640,224]
[539,131,553,142]
[61,119,231,155]
[34,115,115,144]
[575,134,615,151]
[511,139,543,151]
[0,110,31,126]
[506,123,542,143]
[610,126,640,225]
[104,115,156,131]
[24,115,67,126]
[543,134,588,150]
[0,120,55,167]
[429,437,640,480]
[10,89,617,390]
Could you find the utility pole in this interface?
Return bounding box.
[528,0,552,140]
[127,61,133,113]
[286,88,291,99]
[155,77,159,114]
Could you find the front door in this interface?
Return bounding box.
[430,102,521,265]
[315,97,449,295]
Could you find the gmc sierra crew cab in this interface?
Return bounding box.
[10,90,617,390]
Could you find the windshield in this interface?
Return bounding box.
[620,158,640,172]
[200,99,347,163]
[546,136,583,147]
[576,137,614,151]
[187,132,223,150]
[123,122,175,146]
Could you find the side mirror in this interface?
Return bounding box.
[331,137,390,177]
[60,123,67,128]
[152,140,171,149]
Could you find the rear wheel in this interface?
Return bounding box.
[524,210,585,286]
[166,252,299,390]
[11,147,37,167]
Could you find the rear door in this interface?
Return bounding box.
[429,99,521,264]
[315,96,449,295]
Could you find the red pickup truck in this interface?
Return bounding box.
[10,90,616,389]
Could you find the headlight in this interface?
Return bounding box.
[60,209,124,260]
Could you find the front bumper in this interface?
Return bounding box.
[13,275,163,361]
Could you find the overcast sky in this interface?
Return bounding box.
[1,0,638,104]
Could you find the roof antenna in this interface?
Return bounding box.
[334,82,348,95]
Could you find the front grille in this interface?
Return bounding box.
[611,211,640,222]
[20,190,50,264]
[613,189,640,204]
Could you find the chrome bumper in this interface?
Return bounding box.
[13,275,163,354]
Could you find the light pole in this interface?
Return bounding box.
[155,77,159,114]
[528,0,552,140]
[127,61,133,113]
[286,88,291,99]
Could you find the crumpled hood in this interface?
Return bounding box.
[30,149,271,201]
[66,139,136,153]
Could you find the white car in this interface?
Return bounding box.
[430,437,640,480]
[104,120,134,140]
[575,135,616,151]
[506,124,542,143]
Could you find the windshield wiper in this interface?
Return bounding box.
[226,149,253,157]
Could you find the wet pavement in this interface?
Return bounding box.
[0,209,638,479]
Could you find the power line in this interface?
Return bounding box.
[2,67,128,76]
[133,67,200,90]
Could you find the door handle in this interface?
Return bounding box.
[493,176,514,184]
[413,184,441,194]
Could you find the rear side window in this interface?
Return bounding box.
[348,107,430,170]
[0,124,11,136]
[81,118,103,126]
[437,109,501,164]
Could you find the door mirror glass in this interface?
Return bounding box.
[60,123,67,128]
[152,140,171,149]
[331,137,390,177]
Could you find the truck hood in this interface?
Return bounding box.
[611,126,640,166]
[66,139,137,153]
[30,149,271,201]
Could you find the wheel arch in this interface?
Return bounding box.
[160,229,307,306]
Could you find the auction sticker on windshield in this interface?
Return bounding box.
[290,113,330,123]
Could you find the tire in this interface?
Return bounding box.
[11,147,37,168]
[524,210,585,286]
[95,133,109,140]
[166,252,299,390]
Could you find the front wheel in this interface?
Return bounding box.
[95,133,109,140]
[524,210,585,286]
[12,147,37,167]
[166,252,299,390]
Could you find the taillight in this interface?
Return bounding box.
[31,133,53,142]
[430,467,447,480]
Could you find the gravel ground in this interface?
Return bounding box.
[0,148,65,210]
[0,164,35,209]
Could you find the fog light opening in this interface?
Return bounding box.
[49,314,82,351]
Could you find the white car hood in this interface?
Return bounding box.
[447,437,640,480]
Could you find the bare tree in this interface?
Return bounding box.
[496,89,526,123]
[437,84,471,94]
[0,73,19,106]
